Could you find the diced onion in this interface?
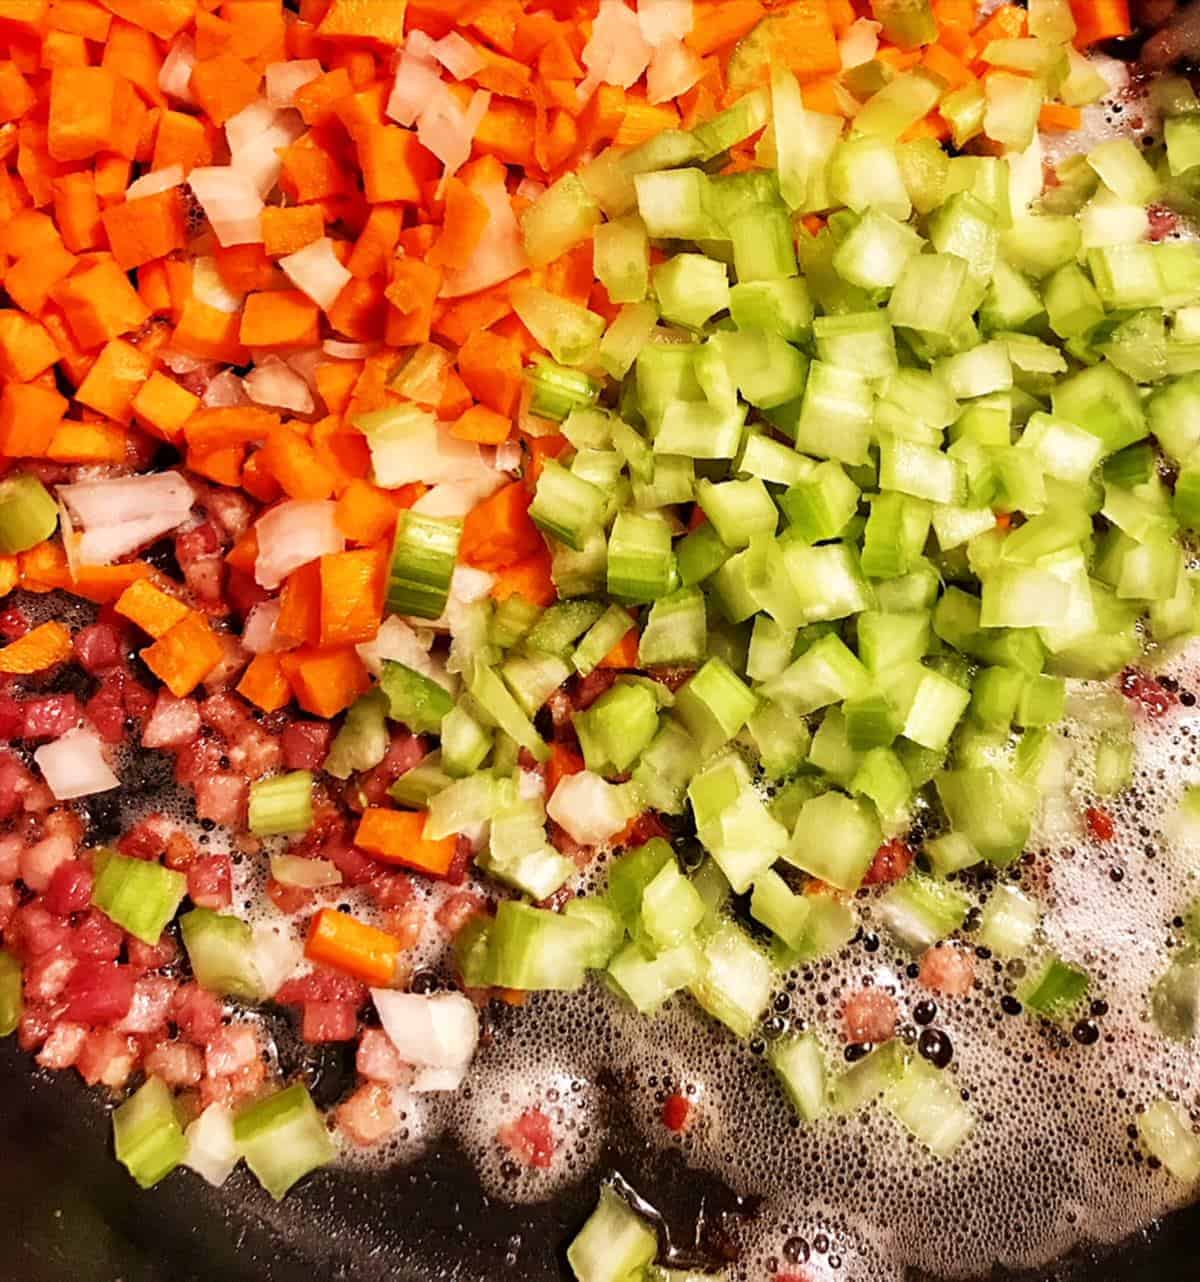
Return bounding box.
[581,0,652,98]
[254,499,344,589]
[638,0,693,45]
[411,475,504,518]
[323,339,377,359]
[280,236,352,311]
[242,600,285,654]
[244,356,315,414]
[226,100,305,198]
[356,615,448,688]
[158,35,196,102]
[646,37,703,104]
[1007,133,1045,220]
[265,59,322,106]
[58,470,194,564]
[546,771,634,846]
[371,990,479,1075]
[418,87,490,185]
[515,177,546,202]
[360,406,499,490]
[34,728,120,800]
[188,166,264,246]
[249,923,302,997]
[412,1065,468,1092]
[192,256,243,313]
[493,440,523,473]
[184,1104,239,1188]
[430,31,486,79]
[386,44,442,127]
[438,167,527,298]
[839,17,881,69]
[126,164,184,200]
[269,854,343,888]
[201,369,248,408]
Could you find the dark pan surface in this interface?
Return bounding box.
[4,1036,1198,1282]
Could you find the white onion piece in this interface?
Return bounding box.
[431,31,486,79]
[126,164,184,200]
[265,58,322,106]
[414,563,496,635]
[582,0,652,89]
[638,0,693,45]
[371,990,479,1073]
[254,499,344,589]
[418,86,490,184]
[249,924,302,998]
[282,347,325,391]
[244,357,315,414]
[270,854,342,887]
[192,256,243,313]
[406,29,437,60]
[59,471,194,564]
[34,729,119,800]
[839,17,881,68]
[160,350,214,377]
[412,1065,468,1093]
[439,168,527,297]
[226,100,305,197]
[280,236,352,310]
[646,37,703,104]
[159,35,196,102]
[546,771,633,845]
[386,46,442,126]
[356,615,447,688]
[515,177,546,202]
[493,440,523,474]
[201,369,248,408]
[323,339,378,359]
[518,768,546,801]
[411,475,503,519]
[188,166,264,246]
[242,600,285,654]
[1007,133,1045,220]
[184,1105,238,1188]
[364,411,497,489]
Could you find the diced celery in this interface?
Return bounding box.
[785,792,882,891]
[769,1031,828,1121]
[688,923,774,1039]
[567,1188,658,1282]
[886,1058,974,1157]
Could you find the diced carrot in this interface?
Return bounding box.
[73,337,153,423]
[686,0,765,55]
[52,172,104,252]
[240,289,322,347]
[305,907,403,985]
[46,65,120,162]
[427,177,489,270]
[214,242,277,295]
[52,257,150,349]
[545,740,584,796]
[225,528,259,575]
[184,405,279,453]
[261,204,325,257]
[19,540,72,593]
[100,0,196,41]
[922,43,976,88]
[450,403,511,445]
[0,382,67,456]
[280,644,370,717]
[0,311,61,381]
[5,239,77,314]
[46,420,128,463]
[460,481,543,572]
[172,297,249,364]
[437,369,474,421]
[258,425,336,500]
[236,652,293,712]
[115,577,191,637]
[101,187,188,269]
[335,478,398,544]
[270,565,318,650]
[152,109,214,172]
[131,370,200,441]
[615,99,680,147]
[358,125,439,205]
[189,51,260,125]
[0,556,18,598]
[319,545,386,646]
[523,432,569,484]
[317,0,406,44]
[68,561,156,605]
[384,257,442,346]
[457,328,522,418]
[187,445,245,487]
[354,808,458,877]
[1038,102,1083,131]
[491,546,556,608]
[348,204,403,279]
[973,3,1026,42]
[598,627,640,670]
[1069,0,1129,44]
[0,620,73,673]
[140,612,225,696]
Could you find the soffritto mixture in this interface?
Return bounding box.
[2,0,1200,1275]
